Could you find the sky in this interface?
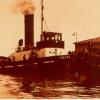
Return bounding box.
[0,0,100,56]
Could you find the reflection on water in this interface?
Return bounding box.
[0,74,99,99]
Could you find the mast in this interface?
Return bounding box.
[41,0,44,34]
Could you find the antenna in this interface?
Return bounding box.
[41,0,44,34]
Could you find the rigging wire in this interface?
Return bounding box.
[44,18,49,32]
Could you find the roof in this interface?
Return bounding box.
[74,37,100,44]
[42,31,62,36]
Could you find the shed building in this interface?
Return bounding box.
[74,37,100,52]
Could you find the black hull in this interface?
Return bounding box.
[0,60,68,80]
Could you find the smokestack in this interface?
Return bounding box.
[14,0,35,50]
[24,14,34,50]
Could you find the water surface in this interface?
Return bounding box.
[0,74,99,99]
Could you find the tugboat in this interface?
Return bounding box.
[0,0,70,79]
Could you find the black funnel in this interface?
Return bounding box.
[24,14,34,50]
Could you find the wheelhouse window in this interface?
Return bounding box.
[42,36,44,41]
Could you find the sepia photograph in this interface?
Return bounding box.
[0,0,99,99]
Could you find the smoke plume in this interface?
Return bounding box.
[15,0,35,15]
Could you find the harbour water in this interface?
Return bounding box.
[0,73,100,99]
